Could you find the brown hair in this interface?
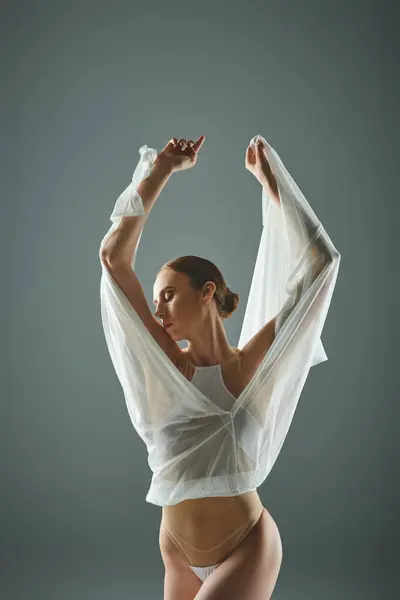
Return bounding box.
[160,255,239,319]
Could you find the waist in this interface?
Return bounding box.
[161,490,263,546]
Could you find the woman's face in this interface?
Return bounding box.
[153,269,215,342]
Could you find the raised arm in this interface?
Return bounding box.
[254,137,336,266]
[239,136,340,377]
[100,136,205,269]
[259,137,339,335]
[100,154,173,268]
[99,137,206,370]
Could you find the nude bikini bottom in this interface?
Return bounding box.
[161,506,264,570]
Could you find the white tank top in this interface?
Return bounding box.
[191,364,238,412]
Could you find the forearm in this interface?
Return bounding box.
[137,158,174,215]
[258,145,340,337]
[261,169,335,264]
[102,159,173,266]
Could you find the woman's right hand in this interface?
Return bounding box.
[156,136,206,174]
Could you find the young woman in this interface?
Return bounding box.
[99,135,340,599]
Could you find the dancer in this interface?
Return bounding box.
[99,134,340,599]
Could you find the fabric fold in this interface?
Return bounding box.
[99,137,340,506]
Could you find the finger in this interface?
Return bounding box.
[159,138,178,154]
[256,141,273,173]
[185,140,196,156]
[256,140,267,161]
[246,146,255,162]
[192,135,205,152]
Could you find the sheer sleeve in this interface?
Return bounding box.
[233,136,340,482]
[238,135,340,368]
[99,144,156,270]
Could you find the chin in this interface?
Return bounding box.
[171,333,184,342]
[169,330,183,342]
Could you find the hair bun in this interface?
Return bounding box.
[223,287,239,318]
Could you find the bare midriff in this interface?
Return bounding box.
[161,348,264,551]
[161,490,264,550]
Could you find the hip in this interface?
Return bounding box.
[160,490,265,564]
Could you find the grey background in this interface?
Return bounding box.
[2,0,399,598]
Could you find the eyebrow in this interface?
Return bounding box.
[153,286,176,305]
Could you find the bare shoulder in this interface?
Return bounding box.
[239,317,276,385]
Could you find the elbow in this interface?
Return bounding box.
[313,228,340,265]
[329,248,341,264]
[322,250,340,278]
[99,242,112,266]
[317,245,340,267]
[99,249,114,271]
[312,248,340,279]
[99,250,110,265]
[99,250,126,269]
[99,233,125,267]
[99,242,121,268]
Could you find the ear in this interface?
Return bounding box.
[202,281,216,300]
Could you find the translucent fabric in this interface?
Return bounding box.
[99,136,340,507]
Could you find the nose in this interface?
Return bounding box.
[154,305,165,320]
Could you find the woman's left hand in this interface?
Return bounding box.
[246,138,280,204]
[156,136,206,173]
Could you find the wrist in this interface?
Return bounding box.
[260,173,280,204]
[152,156,175,179]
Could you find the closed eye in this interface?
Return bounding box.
[153,291,174,309]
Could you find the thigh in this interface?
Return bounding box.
[159,523,203,600]
[194,508,283,600]
[163,568,203,600]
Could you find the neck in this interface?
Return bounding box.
[185,318,237,367]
